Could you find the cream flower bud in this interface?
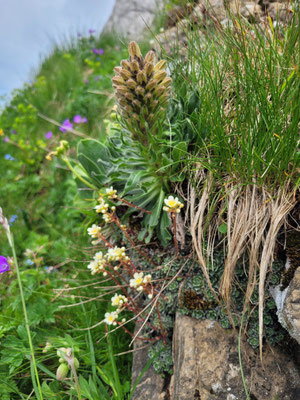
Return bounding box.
[128,41,142,59]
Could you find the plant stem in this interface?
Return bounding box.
[171,212,179,256]
[62,156,97,190]
[10,235,44,400]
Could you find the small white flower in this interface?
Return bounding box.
[95,200,109,214]
[106,246,129,262]
[104,311,119,325]
[111,294,127,308]
[106,186,117,199]
[87,260,99,275]
[143,274,152,284]
[103,213,112,223]
[129,272,144,289]
[87,252,106,275]
[87,224,101,238]
[163,195,184,213]
[148,294,153,299]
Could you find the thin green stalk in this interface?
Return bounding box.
[2,217,44,400]
[62,155,98,190]
[106,328,123,400]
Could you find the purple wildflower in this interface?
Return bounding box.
[94,76,99,82]
[9,215,18,225]
[77,33,82,38]
[59,119,73,133]
[3,137,9,142]
[45,131,53,139]
[12,130,17,135]
[4,154,14,161]
[84,79,89,84]
[88,29,96,35]
[0,256,10,273]
[73,115,88,124]
[92,48,104,55]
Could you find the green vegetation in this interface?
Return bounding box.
[0,5,299,399]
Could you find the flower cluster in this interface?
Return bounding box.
[129,272,152,292]
[59,119,73,133]
[87,224,101,238]
[95,200,109,214]
[106,186,117,199]
[111,293,127,308]
[104,311,119,326]
[163,195,184,213]
[87,251,106,275]
[106,246,129,263]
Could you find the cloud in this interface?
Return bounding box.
[0,0,115,97]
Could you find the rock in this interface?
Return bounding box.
[282,267,300,345]
[103,0,164,39]
[131,323,168,400]
[268,2,293,22]
[171,314,300,400]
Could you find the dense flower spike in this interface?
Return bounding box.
[163,195,184,213]
[112,41,171,136]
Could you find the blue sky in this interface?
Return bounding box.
[0,0,115,99]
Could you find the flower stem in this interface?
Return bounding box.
[62,156,97,190]
[9,234,44,400]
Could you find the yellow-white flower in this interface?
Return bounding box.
[87,251,106,275]
[104,311,119,326]
[143,274,152,284]
[163,195,184,213]
[130,272,146,291]
[95,200,109,214]
[103,213,112,223]
[106,186,117,199]
[87,224,101,238]
[106,246,129,262]
[111,294,127,308]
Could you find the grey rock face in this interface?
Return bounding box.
[282,267,300,345]
[131,323,169,400]
[104,0,165,39]
[171,314,300,400]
